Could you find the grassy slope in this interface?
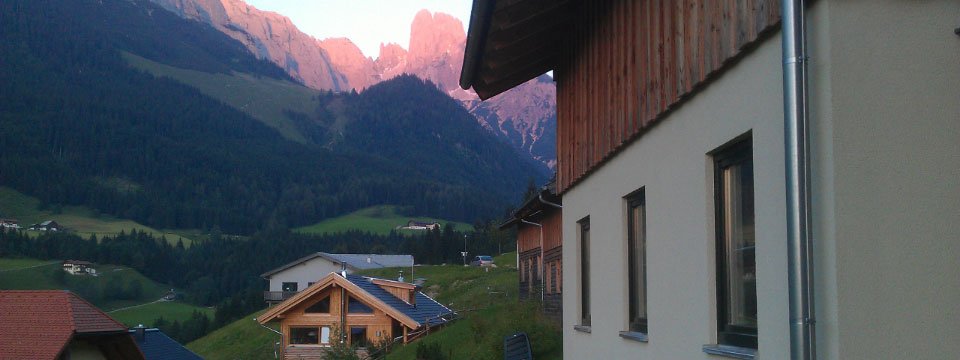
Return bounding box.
[109,301,214,328]
[0,257,209,326]
[187,310,280,360]
[0,186,195,245]
[0,258,174,306]
[123,52,318,143]
[294,205,473,236]
[361,252,562,360]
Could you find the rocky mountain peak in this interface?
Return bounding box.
[317,37,377,91]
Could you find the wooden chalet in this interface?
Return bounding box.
[257,272,454,359]
[500,181,562,323]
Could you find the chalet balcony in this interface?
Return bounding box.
[264,291,298,302]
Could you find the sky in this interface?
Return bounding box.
[244,0,474,59]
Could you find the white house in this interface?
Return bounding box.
[0,219,19,229]
[62,260,94,275]
[461,0,959,359]
[261,252,415,302]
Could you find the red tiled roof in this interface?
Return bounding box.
[0,290,128,359]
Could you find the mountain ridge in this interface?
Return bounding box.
[149,0,558,168]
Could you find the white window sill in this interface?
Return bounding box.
[618,331,648,343]
[573,325,592,333]
[702,344,756,359]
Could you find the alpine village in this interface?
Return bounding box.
[0,0,956,359]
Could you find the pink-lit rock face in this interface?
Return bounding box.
[375,43,408,82]
[152,0,350,91]
[317,38,378,91]
[149,0,558,168]
[405,10,467,96]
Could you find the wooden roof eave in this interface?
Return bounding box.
[461,0,573,99]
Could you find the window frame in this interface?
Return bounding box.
[289,327,320,345]
[625,188,648,334]
[578,216,591,327]
[713,137,758,349]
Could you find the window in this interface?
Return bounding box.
[305,296,330,313]
[320,326,331,344]
[290,327,319,344]
[350,327,368,347]
[348,296,373,313]
[714,138,757,348]
[282,282,298,292]
[626,189,647,334]
[579,217,591,326]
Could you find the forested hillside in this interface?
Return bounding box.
[0,0,544,234]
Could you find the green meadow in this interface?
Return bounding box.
[294,205,473,236]
[0,186,195,246]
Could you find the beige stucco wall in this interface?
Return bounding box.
[561,31,789,359]
[811,1,960,359]
[268,257,344,292]
[560,1,959,359]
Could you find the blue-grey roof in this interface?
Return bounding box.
[261,253,415,278]
[129,328,203,360]
[345,274,454,327]
[323,253,414,270]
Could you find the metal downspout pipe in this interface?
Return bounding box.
[781,0,816,359]
[520,219,545,303]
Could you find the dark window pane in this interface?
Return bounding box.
[290,327,318,344]
[715,138,757,348]
[282,282,298,292]
[350,327,368,347]
[627,192,647,333]
[305,296,330,313]
[348,296,373,313]
[580,218,591,326]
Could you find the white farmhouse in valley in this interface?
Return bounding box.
[260,252,414,303]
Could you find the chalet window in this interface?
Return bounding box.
[290,327,319,344]
[579,217,591,326]
[348,296,373,313]
[282,282,298,292]
[714,138,758,348]
[350,327,368,347]
[626,189,647,334]
[305,296,330,313]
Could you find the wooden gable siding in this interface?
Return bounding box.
[541,209,562,251]
[516,208,562,252]
[556,0,781,192]
[280,287,394,351]
[517,224,540,253]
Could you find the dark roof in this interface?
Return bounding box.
[0,290,141,359]
[460,0,575,99]
[499,179,562,229]
[130,328,203,360]
[261,252,414,278]
[345,274,454,326]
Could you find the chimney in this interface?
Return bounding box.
[135,324,145,341]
